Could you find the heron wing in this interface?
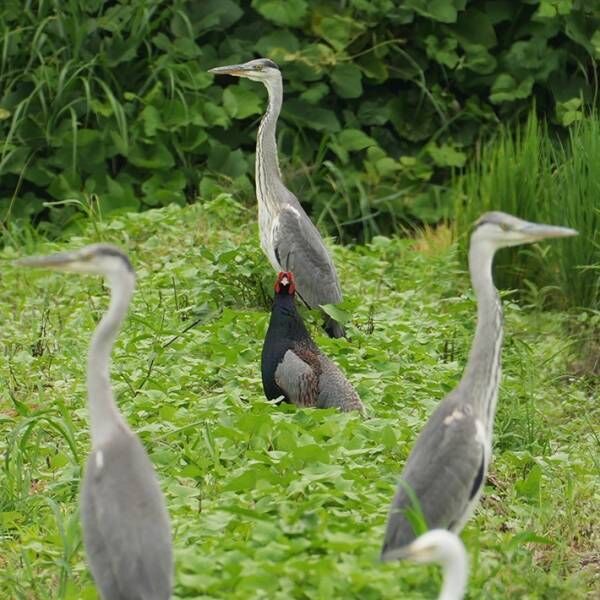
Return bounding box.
[275,349,319,407]
[273,205,342,308]
[81,432,172,600]
[381,397,485,555]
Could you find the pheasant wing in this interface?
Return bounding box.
[275,349,319,407]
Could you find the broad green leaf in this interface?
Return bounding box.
[223,87,264,119]
[313,15,365,50]
[408,0,462,23]
[299,82,329,104]
[177,0,243,34]
[453,9,497,48]
[515,464,542,501]
[141,105,163,136]
[425,35,459,69]
[490,74,534,103]
[427,143,466,167]
[320,303,351,325]
[331,63,363,98]
[337,129,376,152]
[207,145,248,178]
[256,31,300,55]
[284,99,341,131]
[252,0,307,27]
[129,142,175,169]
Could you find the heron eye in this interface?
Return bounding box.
[500,223,510,231]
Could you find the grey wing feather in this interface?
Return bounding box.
[275,350,319,407]
[316,355,364,413]
[274,205,342,308]
[382,397,484,554]
[82,432,172,600]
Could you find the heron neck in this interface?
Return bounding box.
[87,270,134,448]
[439,550,468,600]
[256,74,284,212]
[459,240,503,428]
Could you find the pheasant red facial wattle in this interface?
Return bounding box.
[274,271,296,295]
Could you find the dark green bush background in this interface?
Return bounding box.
[1,0,598,241]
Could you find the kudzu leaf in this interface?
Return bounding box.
[490,74,534,103]
[331,63,363,98]
[320,304,351,325]
[223,87,263,119]
[252,0,307,27]
[256,30,300,55]
[411,0,460,23]
[453,8,497,48]
[284,99,341,132]
[338,129,376,152]
[427,143,466,167]
[314,15,364,50]
[299,82,329,104]
[515,464,542,501]
[129,142,175,169]
[141,105,163,136]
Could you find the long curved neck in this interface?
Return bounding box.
[256,74,284,211]
[439,551,468,600]
[459,239,503,431]
[87,270,135,448]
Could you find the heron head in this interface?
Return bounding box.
[274,271,296,295]
[15,243,133,277]
[472,211,578,250]
[386,529,465,567]
[208,57,280,84]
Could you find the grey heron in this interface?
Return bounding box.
[384,529,468,600]
[17,244,173,599]
[209,58,346,338]
[381,212,577,555]
[261,271,364,412]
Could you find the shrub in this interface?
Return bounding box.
[0,0,599,240]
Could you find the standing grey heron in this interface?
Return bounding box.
[17,244,172,600]
[384,529,468,600]
[208,58,346,338]
[381,212,577,555]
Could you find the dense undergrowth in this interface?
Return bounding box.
[454,114,600,312]
[0,200,597,598]
[1,0,599,240]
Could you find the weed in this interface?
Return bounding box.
[0,201,597,598]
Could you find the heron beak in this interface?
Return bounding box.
[518,222,578,241]
[14,250,85,271]
[381,542,433,563]
[208,63,250,77]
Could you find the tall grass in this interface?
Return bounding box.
[454,113,600,311]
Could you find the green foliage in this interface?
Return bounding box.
[454,111,600,311]
[1,1,599,240]
[0,202,597,598]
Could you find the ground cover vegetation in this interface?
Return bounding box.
[0,200,598,598]
[454,113,600,312]
[1,0,599,242]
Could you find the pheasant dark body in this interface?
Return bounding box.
[261,274,363,412]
